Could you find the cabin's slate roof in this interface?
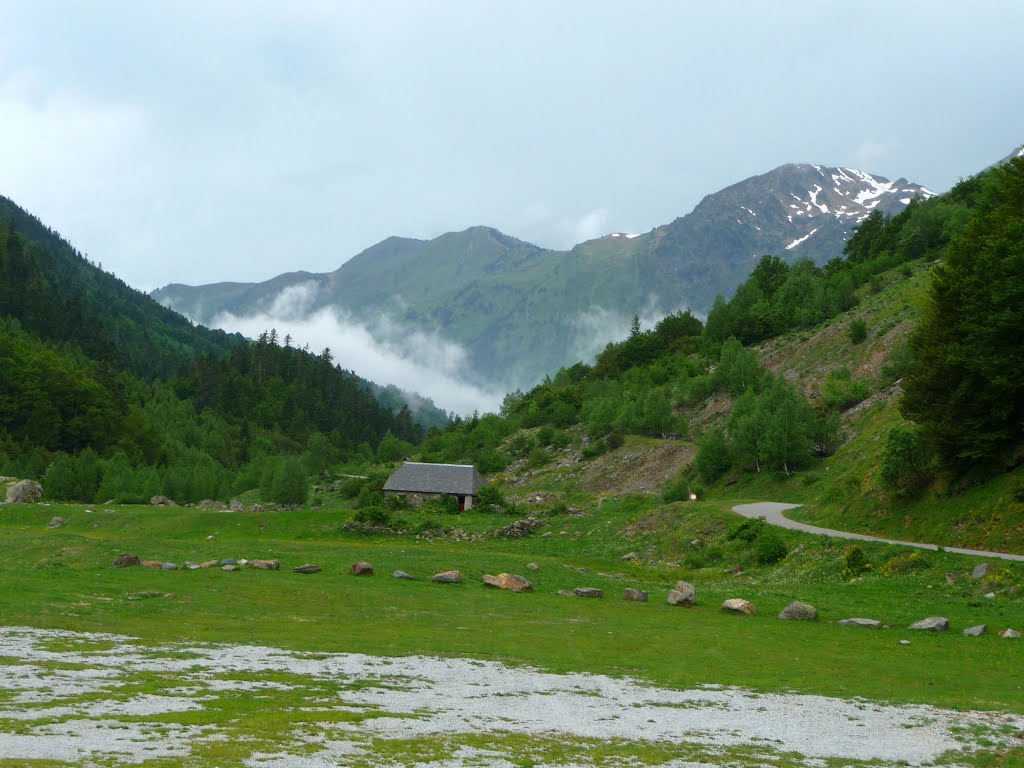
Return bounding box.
[383,462,485,496]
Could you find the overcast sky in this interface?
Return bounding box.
[1,1,1022,293]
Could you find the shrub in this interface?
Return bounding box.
[337,477,365,499]
[662,475,691,503]
[268,457,308,506]
[880,426,931,493]
[536,426,556,447]
[475,484,506,512]
[821,368,871,411]
[581,440,608,460]
[880,551,930,576]
[842,545,870,577]
[755,530,788,565]
[528,446,550,468]
[848,318,868,344]
[351,506,394,527]
[606,430,625,450]
[693,428,732,483]
[507,432,535,458]
[727,517,766,543]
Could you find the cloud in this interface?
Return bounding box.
[570,297,700,363]
[851,139,893,172]
[208,297,508,416]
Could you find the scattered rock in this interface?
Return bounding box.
[779,601,817,621]
[221,564,238,572]
[149,495,177,507]
[47,516,65,528]
[206,535,215,541]
[945,572,957,585]
[839,618,882,629]
[219,558,238,566]
[184,562,200,570]
[239,559,249,566]
[577,567,589,573]
[249,559,280,570]
[432,570,461,584]
[909,617,949,632]
[164,593,175,599]
[495,517,543,538]
[573,587,603,598]
[351,561,374,576]
[623,588,648,602]
[963,625,988,637]
[127,590,164,600]
[112,553,141,568]
[229,499,245,512]
[899,640,911,646]
[251,504,265,512]
[667,580,696,607]
[722,598,756,615]
[392,570,413,580]
[199,560,219,569]
[160,562,178,571]
[620,552,638,561]
[526,562,539,571]
[984,592,996,599]
[197,499,226,510]
[971,563,990,580]
[293,564,321,574]
[482,573,532,592]
[556,589,575,597]
[140,560,162,569]
[1000,628,1021,639]
[5,479,43,504]
[727,565,743,575]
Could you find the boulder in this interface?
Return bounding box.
[184,562,200,570]
[197,499,226,510]
[229,499,245,512]
[206,535,216,541]
[199,560,219,569]
[839,618,882,629]
[556,589,575,597]
[779,601,817,621]
[112,553,141,568]
[392,570,413,580]
[1000,628,1021,639]
[623,588,648,602]
[351,561,374,576]
[495,518,543,538]
[526,562,539,571]
[482,573,533,592]
[251,504,265,512]
[573,587,603,598]
[219,558,238,566]
[722,598,756,615]
[149,495,177,507]
[221,564,239,572]
[249,559,280,570]
[909,617,949,632]
[293,564,321,574]
[432,570,461,584]
[48,516,65,528]
[963,625,988,637]
[160,562,178,571]
[140,560,162,569]
[666,580,696,607]
[6,479,43,504]
[620,552,638,561]
[971,563,990,580]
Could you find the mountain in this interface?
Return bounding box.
[153,163,934,390]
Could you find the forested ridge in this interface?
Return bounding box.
[415,159,1024,504]
[0,198,436,504]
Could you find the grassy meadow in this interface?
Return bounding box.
[2,491,1022,716]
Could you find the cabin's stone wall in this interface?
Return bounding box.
[384,490,474,510]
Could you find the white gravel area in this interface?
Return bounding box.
[0,625,1020,767]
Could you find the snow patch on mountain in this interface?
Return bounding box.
[786,228,818,250]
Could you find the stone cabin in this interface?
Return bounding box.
[383,461,485,511]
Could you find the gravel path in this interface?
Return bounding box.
[2,626,1021,767]
[733,502,1024,562]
